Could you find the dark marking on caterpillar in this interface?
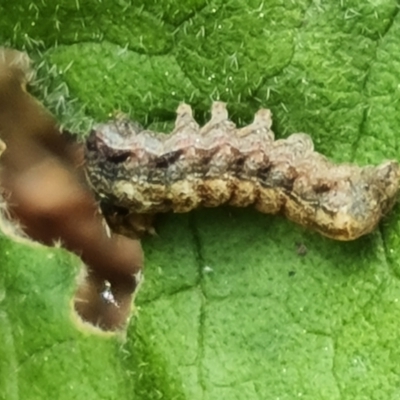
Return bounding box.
[84,102,400,241]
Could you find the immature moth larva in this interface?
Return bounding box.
[85,102,400,240]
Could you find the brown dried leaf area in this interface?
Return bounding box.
[0,48,143,331]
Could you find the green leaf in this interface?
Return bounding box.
[2,1,400,399]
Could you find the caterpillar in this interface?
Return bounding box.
[84,102,400,241]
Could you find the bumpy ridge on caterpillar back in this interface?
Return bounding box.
[84,102,400,240]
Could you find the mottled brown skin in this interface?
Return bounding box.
[0,48,143,330]
[85,102,400,241]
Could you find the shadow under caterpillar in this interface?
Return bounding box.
[85,102,400,241]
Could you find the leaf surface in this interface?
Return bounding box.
[1,1,400,399]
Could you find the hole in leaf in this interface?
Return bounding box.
[0,47,144,332]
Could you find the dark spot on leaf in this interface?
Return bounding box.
[295,242,308,256]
